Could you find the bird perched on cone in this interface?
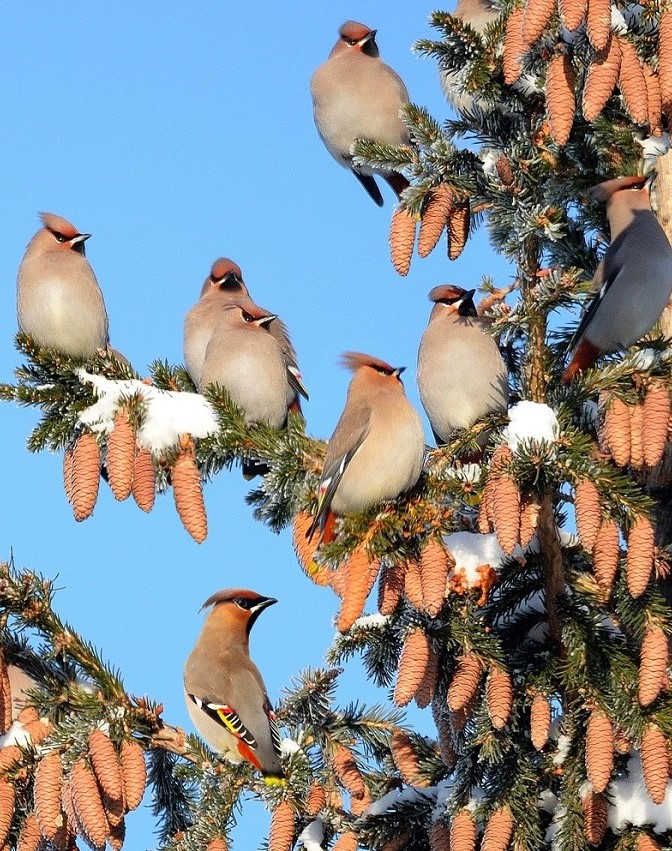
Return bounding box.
[17,212,109,359]
[562,174,672,384]
[311,21,411,206]
[417,285,509,447]
[184,258,307,413]
[184,588,284,784]
[307,352,424,544]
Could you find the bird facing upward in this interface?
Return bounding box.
[562,175,672,383]
[308,352,425,544]
[184,588,284,783]
[417,285,509,446]
[17,212,109,359]
[311,21,411,206]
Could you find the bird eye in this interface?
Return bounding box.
[346,38,357,45]
[54,233,67,243]
[234,597,253,610]
[242,311,253,323]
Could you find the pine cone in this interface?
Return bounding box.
[586,0,611,50]
[503,7,527,84]
[337,548,381,632]
[131,446,156,512]
[120,740,146,811]
[448,201,470,261]
[530,693,551,750]
[17,812,42,851]
[519,493,539,549]
[450,809,477,851]
[575,479,601,552]
[394,627,431,707]
[582,790,608,845]
[627,516,654,598]
[0,744,23,774]
[350,788,372,818]
[429,820,452,851]
[0,779,14,847]
[404,557,425,611]
[592,518,620,595]
[172,436,207,543]
[582,35,621,121]
[332,832,358,851]
[326,563,349,600]
[71,430,101,521]
[0,651,11,736]
[492,469,521,555]
[479,467,496,534]
[637,833,661,851]
[660,10,672,115]
[432,700,457,769]
[603,395,631,466]
[629,403,645,470]
[63,444,75,507]
[268,800,295,851]
[88,730,123,803]
[448,654,482,711]
[23,717,51,746]
[617,37,649,124]
[585,709,614,793]
[70,758,109,849]
[34,751,64,841]
[420,538,451,617]
[332,744,366,800]
[419,185,453,258]
[522,0,556,45]
[642,62,663,136]
[106,410,135,501]
[389,208,416,276]
[206,839,228,851]
[643,384,670,468]
[305,782,327,816]
[415,643,440,709]
[390,729,422,786]
[641,724,668,804]
[378,560,406,615]
[546,53,576,146]
[482,807,514,851]
[495,155,515,187]
[486,668,513,730]
[559,0,587,31]
[292,512,324,585]
[638,626,668,707]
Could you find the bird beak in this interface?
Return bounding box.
[252,596,277,614]
[363,29,377,41]
[392,366,406,378]
[71,233,91,244]
[223,270,243,286]
[456,288,477,317]
[256,314,277,327]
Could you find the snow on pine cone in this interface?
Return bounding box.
[626,515,655,598]
[172,435,207,544]
[546,52,576,146]
[448,201,470,261]
[586,0,611,50]
[592,518,620,595]
[481,806,514,851]
[448,654,482,712]
[120,739,147,811]
[643,384,670,468]
[522,0,556,45]
[418,184,453,258]
[71,430,101,522]
[559,0,587,31]
[640,724,668,805]
[88,729,124,803]
[530,693,551,751]
[337,547,381,633]
[503,7,526,85]
[268,800,295,851]
[394,627,431,707]
[106,410,136,501]
[486,667,513,730]
[585,709,614,793]
[582,34,621,122]
[389,207,416,276]
[420,538,452,617]
[378,559,406,615]
[33,751,64,842]
[131,446,156,512]
[575,479,601,552]
[638,625,668,707]
[390,729,423,787]
[450,808,477,851]
[582,790,608,846]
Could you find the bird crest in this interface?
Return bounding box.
[211,258,243,283]
[339,20,374,42]
[340,351,398,375]
[588,175,649,203]
[39,212,80,239]
[200,588,265,610]
[428,284,469,303]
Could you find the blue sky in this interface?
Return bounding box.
[0,3,512,847]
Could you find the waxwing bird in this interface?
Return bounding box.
[184,589,284,784]
[311,21,411,206]
[417,285,509,446]
[17,212,109,358]
[562,175,672,384]
[439,0,499,110]
[307,352,425,544]
[184,258,308,412]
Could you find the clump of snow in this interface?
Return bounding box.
[352,614,389,630]
[609,753,672,833]
[432,777,456,818]
[446,463,482,484]
[0,720,30,749]
[363,787,426,818]
[298,819,325,851]
[626,348,659,372]
[558,530,580,549]
[77,371,219,453]
[539,789,559,814]
[481,150,500,179]
[280,738,302,757]
[552,734,572,767]
[638,133,671,162]
[504,401,559,452]
[610,5,628,33]
[444,531,517,585]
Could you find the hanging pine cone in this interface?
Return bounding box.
[642,63,663,136]
[522,0,556,45]
[420,538,451,617]
[586,0,611,50]
[583,35,621,122]
[292,512,322,581]
[575,479,601,552]
[432,700,457,769]
[70,758,109,849]
[0,651,11,736]
[450,809,477,851]
[106,410,136,501]
[638,625,668,707]
[585,709,614,793]
[643,384,670,468]
[0,779,14,848]
[404,557,425,611]
[660,10,672,115]
[492,457,521,555]
[16,812,41,851]
[332,743,366,800]
[390,729,422,786]
[519,493,539,549]
[627,516,654,598]
[63,444,75,507]
[448,201,470,261]
[641,724,668,804]
[119,740,146,811]
[481,807,514,851]
[337,548,381,632]
[546,52,576,146]
[479,467,496,534]
[592,518,620,595]
[486,668,514,730]
[33,751,64,841]
[637,833,661,851]
[629,403,645,470]
[530,693,551,750]
[503,6,527,84]
[415,643,440,709]
[603,395,631,466]
[332,832,359,851]
[390,207,416,276]
[582,790,608,846]
[268,800,295,851]
[378,560,406,615]
[305,782,326,816]
[326,563,349,599]
[419,184,453,258]
[131,446,156,512]
[559,0,587,31]
[206,840,228,851]
[172,435,207,544]
[448,654,482,711]
[394,627,431,707]
[617,37,649,125]
[495,155,515,187]
[429,820,451,851]
[88,730,123,803]
[71,430,101,521]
